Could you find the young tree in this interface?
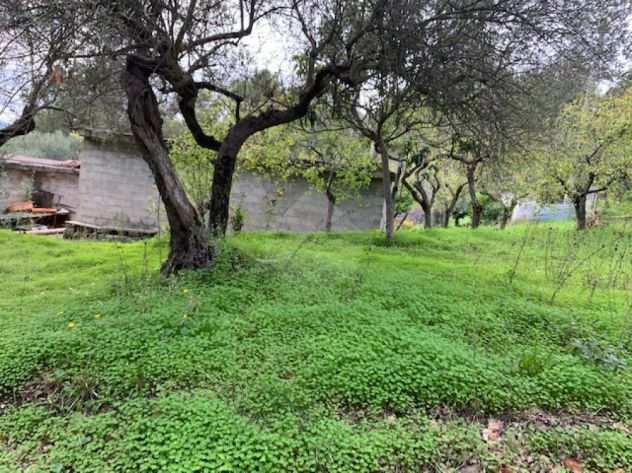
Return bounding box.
[533,89,632,230]
[289,129,375,232]
[238,122,377,232]
[401,147,441,229]
[446,138,488,229]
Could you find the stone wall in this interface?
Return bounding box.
[76,133,162,231]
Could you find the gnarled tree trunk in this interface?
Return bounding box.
[126,56,212,274]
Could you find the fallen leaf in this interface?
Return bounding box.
[482,418,504,442]
[563,458,583,473]
[500,466,513,473]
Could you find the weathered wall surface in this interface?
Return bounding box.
[231,172,384,231]
[76,132,384,232]
[77,139,162,231]
[0,160,79,213]
[0,168,33,211]
[35,171,80,211]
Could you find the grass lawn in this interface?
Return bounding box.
[1,225,631,472]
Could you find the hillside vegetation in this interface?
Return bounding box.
[1,225,631,472]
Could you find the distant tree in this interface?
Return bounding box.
[238,123,377,232]
[401,148,441,230]
[446,137,490,229]
[480,157,534,229]
[288,130,376,232]
[435,160,468,228]
[532,89,632,230]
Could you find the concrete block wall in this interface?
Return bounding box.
[76,131,384,233]
[230,172,384,232]
[35,172,80,211]
[0,168,33,211]
[77,140,162,231]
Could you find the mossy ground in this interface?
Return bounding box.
[0,224,631,472]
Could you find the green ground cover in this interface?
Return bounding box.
[0,224,631,472]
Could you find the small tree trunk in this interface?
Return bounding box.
[442,184,465,229]
[499,207,511,229]
[466,165,482,229]
[325,192,336,232]
[442,208,451,228]
[377,139,394,241]
[499,201,517,230]
[126,56,211,274]
[574,195,588,230]
[471,204,483,228]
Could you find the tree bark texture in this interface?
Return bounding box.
[126,56,212,274]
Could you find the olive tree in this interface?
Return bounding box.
[77,0,631,270]
[87,0,387,273]
[532,88,632,230]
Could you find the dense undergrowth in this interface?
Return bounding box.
[0,224,631,472]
